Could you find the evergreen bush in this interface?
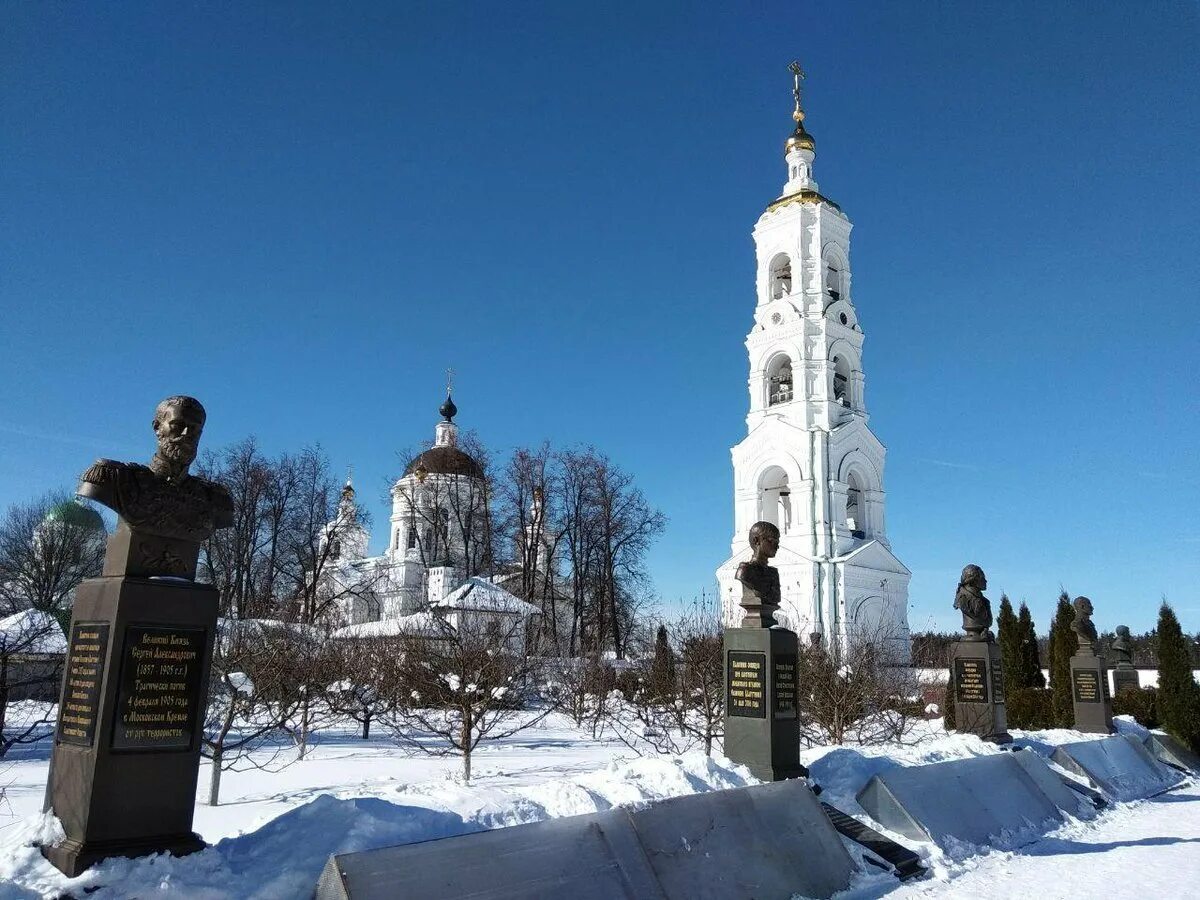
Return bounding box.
[1017,602,1045,689]
[1112,686,1159,729]
[1155,603,1200,752]
[1048,592,1078,727]
[996,595,1019,691]
[1006,687,1055,730]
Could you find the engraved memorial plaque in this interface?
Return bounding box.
[1072,668,1100,704]
[991,657,1005,703]
[773,653,797,719]
[727,650,767,719]
[56,623,110,747]
[111,625,206,752]
[954,657,988,704]
[1112,669,1139,694]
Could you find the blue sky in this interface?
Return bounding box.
[2,3,1198,634]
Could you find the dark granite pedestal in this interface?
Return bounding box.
[1111,665,1139,696]
[722,627,806,781]
[42,576,217,876]
[1069,653,1114,734]
[949,640,1011,743]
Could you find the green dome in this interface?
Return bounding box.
[44,499,105,533]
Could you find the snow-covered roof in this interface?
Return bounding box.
[433,577,540,615]
[0,610,67,654]
[330,612,442,640]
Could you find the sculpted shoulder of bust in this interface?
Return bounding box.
[77,396,232,579]
[1071,596,1098,651]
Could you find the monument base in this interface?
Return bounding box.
[41,575,218,877]
[949,640,1011,743]
[1112,666,1139,695]
[722,627,806,781]
[42,830,206,879]
[1069,653,1114,734]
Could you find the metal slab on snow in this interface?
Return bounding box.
[1143,732,1200,775]
[1052,734,1186,801]
[856,751,1073,851]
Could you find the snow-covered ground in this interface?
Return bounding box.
[0,706,1196,899]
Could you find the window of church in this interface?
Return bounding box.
[767,355,793,406]
[406,528,417,550]
[769,254,792,299]
[846,473,865,539]
[824,259,843,303]
[832,354,852,408]
[330,539,341,560]
[757,467,792,533]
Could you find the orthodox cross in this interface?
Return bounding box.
[446,367,454,396]
[789,60,806,120]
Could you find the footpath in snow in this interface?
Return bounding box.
[0,711,1195,899]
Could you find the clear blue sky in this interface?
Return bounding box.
[2,3,1198,634]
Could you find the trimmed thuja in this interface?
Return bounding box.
[996,595,1019,692]
[1048,592,1078,727]
[1156,602,1200,752]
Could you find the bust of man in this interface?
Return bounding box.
[1111,624,1133,667]
[1071,596,1098,654]
[736,521,781,628]
[78,396,233,579]
[953,564,993,642]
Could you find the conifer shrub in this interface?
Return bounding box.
[1005,687,1055,730]
[996,595,1019,691]
[648,624,677,700]
[1048,592,1078,727]
[1112,686,1159,729]
[1017,602,1046,689]
[942,666,956,730]
[1156,603,1200,752]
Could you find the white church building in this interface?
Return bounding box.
[716,68,911,660]
[320,394,540,648]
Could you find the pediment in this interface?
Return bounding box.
[839,539,911,577]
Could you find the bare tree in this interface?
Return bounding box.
[0,491,104,755]
[674,596,724,755]
[325,635,403,740]
[799,622,922,746]
[381,614,548,782]
[0,491,106,625]
[197,439,284,619]
[202,620,312,805]
[545,652,616,738]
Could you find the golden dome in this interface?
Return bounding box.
[785,119,815,154]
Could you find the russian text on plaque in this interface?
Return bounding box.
[111,625,206,752]
[57,623,110,748]
[727,650,767,719]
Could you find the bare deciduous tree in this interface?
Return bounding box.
[381,614,548,782]
[799,622,922,746]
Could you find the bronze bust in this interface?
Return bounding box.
[78,396,233,579]
[1111,624,1133,667]
[736,521,781,628]
[1071,596,1098,654]
[953,564,993,642]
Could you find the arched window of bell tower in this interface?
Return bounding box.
[757,466,793,534]
[766,354,794,407]
[824,255,844,303]
[832,354,852,407]
[768,253,792,300]
[845,471,865,538]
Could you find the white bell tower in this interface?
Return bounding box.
[716,64,911,660]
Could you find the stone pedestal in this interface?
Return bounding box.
[722,627,806,781]
[949,641,1011,743]
[1112,665,1139,696]
[1069,653,1114,734]
[42,575,218,876]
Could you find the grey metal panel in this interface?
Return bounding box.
[1144,732,1200,775]
[316,809,663,900]
[1010,748,1096,818]
[315,780,857,900]
[856,753,1066,851]
[1052,734,1185,801]
[627,778,854,900]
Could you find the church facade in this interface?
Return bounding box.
[320,395,540,645]
[716,69,911,660]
